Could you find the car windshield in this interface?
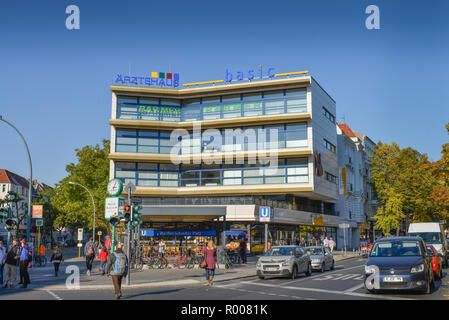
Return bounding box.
[265,247,296,256]
[370,240,422,257]
[408,233,441,244]
[304,248,323,255]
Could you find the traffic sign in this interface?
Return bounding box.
[259,207,271,222]
[32,205,43,219]
[125,181,136,195]
[98,231,102,236]
[105,197,125,220]
[78,228,83,240]
[36,219,43,227]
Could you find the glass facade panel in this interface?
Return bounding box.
[114,160,309,188]
[116,88,307,121]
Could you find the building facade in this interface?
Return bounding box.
[109,72,346,250]
[335,124,378,249]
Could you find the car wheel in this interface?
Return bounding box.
[306,263,312,276]
[258,276,265,280]
[291,265,297,280]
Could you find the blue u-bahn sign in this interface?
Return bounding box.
[140,230,216,237]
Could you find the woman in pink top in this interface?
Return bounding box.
[204,240,217,286]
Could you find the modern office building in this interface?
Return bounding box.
[109,70,345,249]
[335,124,378,249]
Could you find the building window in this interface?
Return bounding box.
[322,107,335,123]
[325,171,338,184]
[323,139,336,153]
[115,159,309,188]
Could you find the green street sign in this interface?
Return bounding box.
[36,219,44,227]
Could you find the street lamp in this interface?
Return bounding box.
[68,181,96,243]
[0,115,33,242]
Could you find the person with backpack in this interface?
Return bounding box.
[2,239,20,288]
[84,237,97,276]
[50,245,64,277]
[106,243,128,300]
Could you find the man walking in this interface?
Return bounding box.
[19,239,31,288]
[84,237,97,276]
[3,239,20,288]
[106,243,128,300]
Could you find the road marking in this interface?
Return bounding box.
[239,281,416,300]
[45,290,63,300]
[283,264,365,285]
[345,283,365,293]
[215,285,315,300]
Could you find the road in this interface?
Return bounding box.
[1,257,448,300]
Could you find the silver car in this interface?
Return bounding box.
[256,246,312,280]
[304,246,335,272]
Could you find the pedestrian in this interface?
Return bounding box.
[300,237,305,247]
[84,237,97,276]
[323,236,329,248]
[0,241,6,286]
[50,245,64,277]
[106,243,128,300]
[39,243,46,257]
[329,237,336,253]
[2,239,20,288]
[158,239,166,258]
[98,246,108,275]
[239,238,247,264]
[19,239,31,288]
[204,240,217,286]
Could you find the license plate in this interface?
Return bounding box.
[264,267,278,271]
[384,276,403,282]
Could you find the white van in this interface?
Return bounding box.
[408,222,447,266]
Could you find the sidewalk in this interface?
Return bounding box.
[29,250,360,291]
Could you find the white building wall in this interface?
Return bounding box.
[310,78,338,200]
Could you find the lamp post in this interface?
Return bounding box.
[69,182,96,243]
[0,115,33,242]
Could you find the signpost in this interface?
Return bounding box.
[98,231,102,244]
[78,228,83,258]
[260,207,271,252]
[339,223,350,256]
[124,182,136,286]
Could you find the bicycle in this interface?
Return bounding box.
[33,254,47,267]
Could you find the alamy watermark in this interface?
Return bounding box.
[169,123,279,172]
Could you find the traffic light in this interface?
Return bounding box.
[131,205,143,228]
[123,205,131,222]
[0,208,8,222]
[109,216,121,227]
[4,218,18,231]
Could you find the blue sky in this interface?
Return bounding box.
[0,0,448,186]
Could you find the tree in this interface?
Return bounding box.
[0,191,28,237]
[424,123,449,225]
[369,142,436,236]
[47,140,110,237]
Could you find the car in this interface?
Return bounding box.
[426,244,443,280]
[408,222,448,267]
[256,246,312,280]
[364,237,434,294]
[304,246,335,272]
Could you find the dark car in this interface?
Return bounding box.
[364,237,434,294]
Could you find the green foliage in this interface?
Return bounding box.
[46,139,110,234]
[370,142,436,235]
